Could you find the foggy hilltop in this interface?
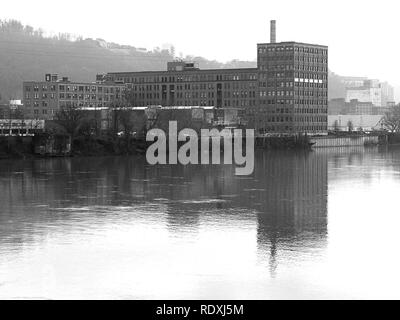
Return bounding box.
[1,19,347,102]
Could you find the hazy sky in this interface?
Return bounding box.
[2,0,400,97]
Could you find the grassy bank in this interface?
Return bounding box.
[0,135,147,159]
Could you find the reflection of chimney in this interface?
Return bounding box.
[270,20,276,43]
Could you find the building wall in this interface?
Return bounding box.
[23,81,60,119]
[345,80,394,108]
[340,76,368,88]
[255,42,328,135]
[0,119,45,136]
[23,76,125,120]
[329,98,389,116]
[380,81,395,106]
[346,87,382,107]
[106,68,258,110]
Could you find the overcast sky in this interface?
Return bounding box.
[2,0,400,98]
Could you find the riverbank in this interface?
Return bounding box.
[0,135,147,159]
[0,132,396,159]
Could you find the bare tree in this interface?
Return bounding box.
[333,120,340,132]
[382,104,400,133]
[347,120,354,133]
[110,90,148,138]
[117,108,135,137]
[54,104,88,139]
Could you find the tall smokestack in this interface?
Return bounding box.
[270,20,276,43]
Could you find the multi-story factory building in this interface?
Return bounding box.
[253,20,328,134]
[105,63,258,110]
[23,74,125,120]
[105,21,328,135]
[255,24,328,134]
[23,21,328,135]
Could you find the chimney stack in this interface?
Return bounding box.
[270,20,276,43]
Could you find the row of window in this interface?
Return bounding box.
[131,99,258,108]
[25,93,121,101]
[58,93,121,100]
[224,91,257,98]
[30,109,55,115]
[259,99,328,105]
[25,85,57,92]
[253,107,327,114]
[260,90,327,97]
[58,85,122,93]
[24,84,123,93]
[255,116,331,124]
[259,72,327,80]
[258,81,326,89]
[258,46,327,55]
[131,82,258,92]
[263,56,328,64]
[114,73,258,84]
[264,72,328,79]
[259,65,327,72]
[257,125,327,133]
[223,100,257,107]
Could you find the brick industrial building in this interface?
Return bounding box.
[255,21,328,134]
[23,21,328,135]
[105,20,328,135]
[23,74,125,120]
[105,63,258,110]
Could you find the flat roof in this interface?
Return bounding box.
[341,76,368,80]
[23,80,124,85]
[346,86,377,91]
[107,67,258,76]
[102,106,216,110]
[143,106,215,110]
[257,41,328,48]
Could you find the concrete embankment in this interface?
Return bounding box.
[310,135,384,148]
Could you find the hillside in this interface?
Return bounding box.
[1,19,344,102]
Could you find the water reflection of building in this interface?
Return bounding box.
[251,151,328,276]
[139,151,329,277]
[0,152,328,275]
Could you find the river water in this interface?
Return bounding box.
[1,147,400,299]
